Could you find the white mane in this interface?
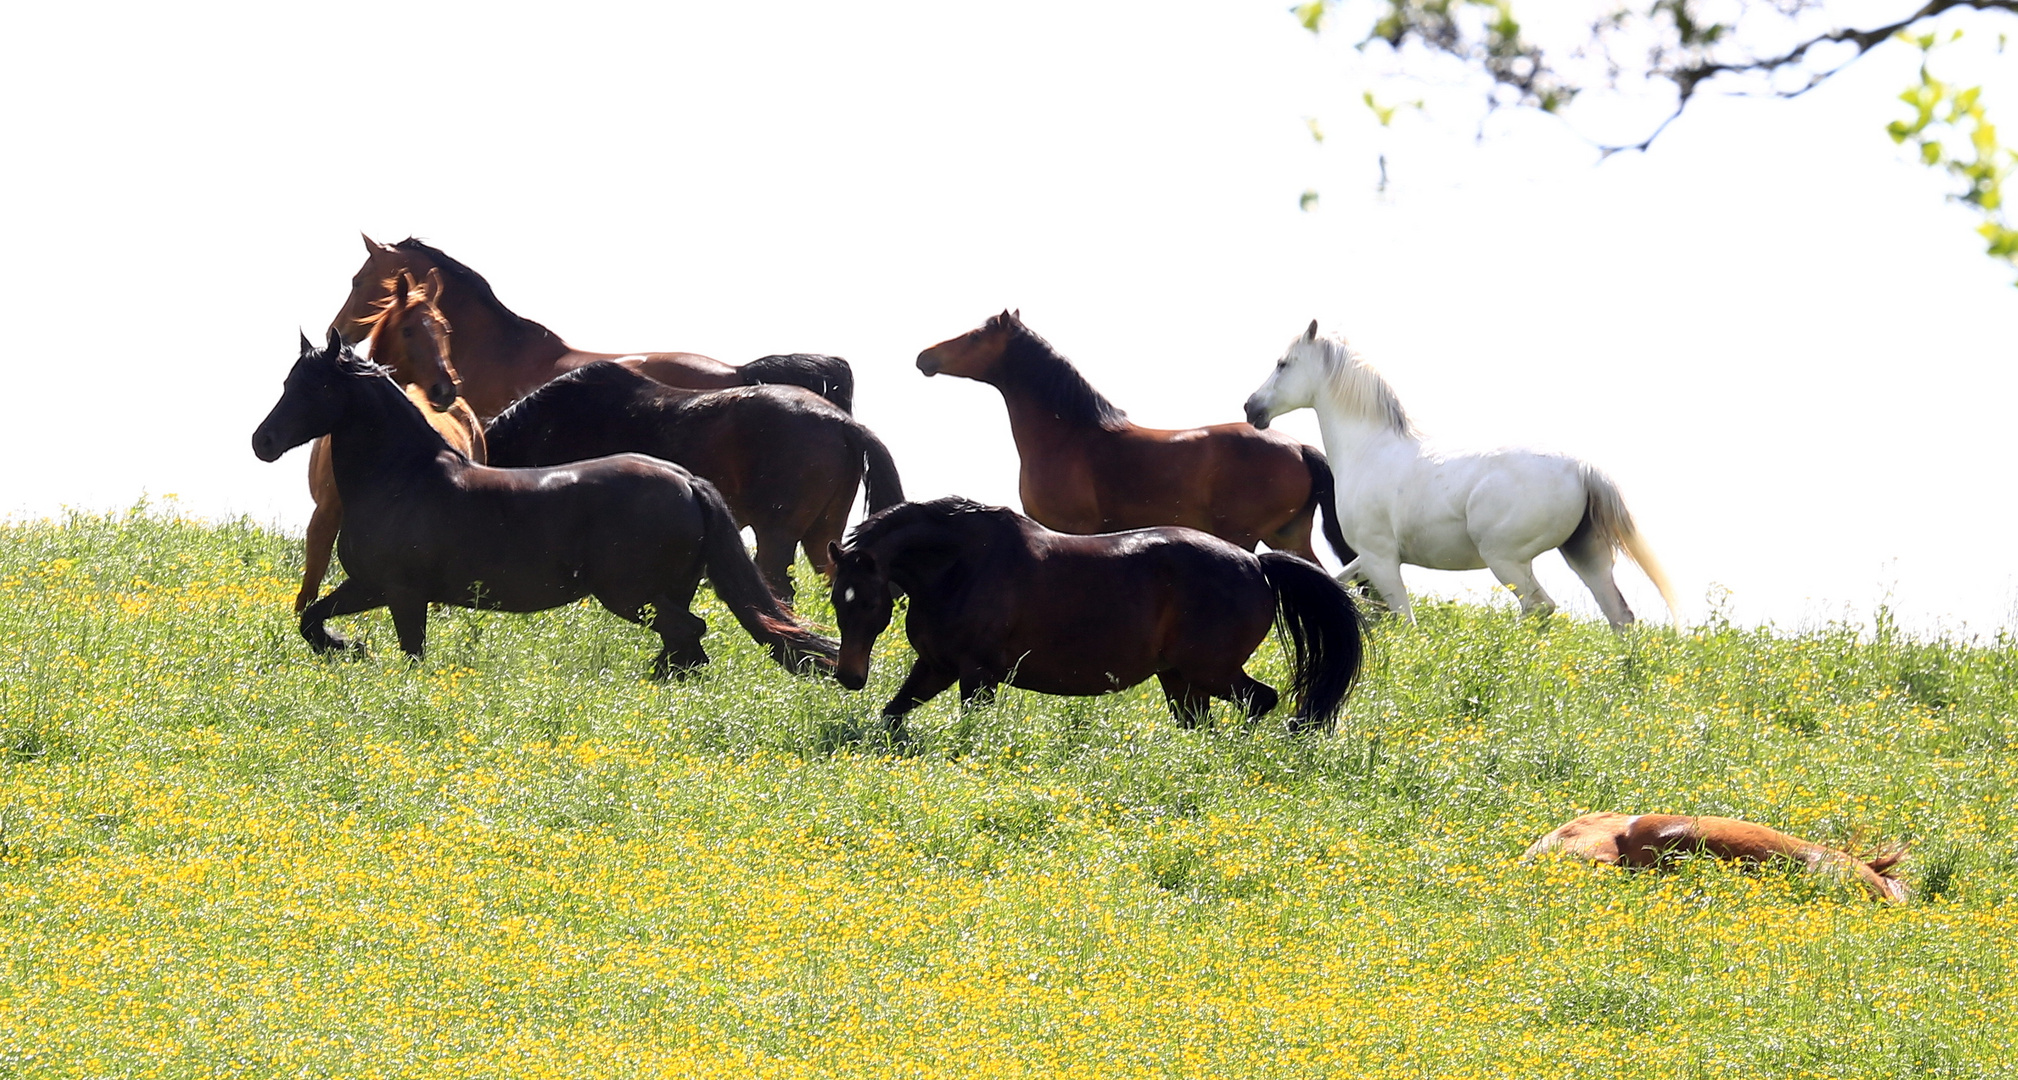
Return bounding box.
[1304,334,1417,438]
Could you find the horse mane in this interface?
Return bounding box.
[847,496,1018,550]
[991,314,1129,432]
[1309,335,1417,437]
[486,361,648,435]
[392,237,561,345]
[326,339,391,379]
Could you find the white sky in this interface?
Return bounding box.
[2,2,2013,633]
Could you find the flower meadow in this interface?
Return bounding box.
[3,509,2016,1079]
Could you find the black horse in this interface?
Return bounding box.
[484,361,903,602]
[827,498,1363,735]
[251,331,837,677]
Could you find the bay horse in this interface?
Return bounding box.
[1526,812,1908,903]
[297,269,487,612]
[485,361,904,602]
[330,235,854,419]
[826,497,1363,737]
[1244,321,1679,629]
[915,311,1352,567]
[251,331,837,678]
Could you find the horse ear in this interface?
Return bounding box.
[393,270,414,304]
[362,232,383,253]
[326,326,343,353]
[423,266,443,301]
[300,330,315,355]
[827,541,845,566]
[1304,319,1318,342]
[1012,308,1021,321]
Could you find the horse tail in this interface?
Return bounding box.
[1257,551,1364,732]
[1299,444,1355,566]
[849,422,906,513]
[693,475,839,675]
[743,353,855,414]
[1576,463,1681,625]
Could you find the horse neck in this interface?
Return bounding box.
[989,336,1128,440]
[327,376,458,496]
[431,278,569,371]
[1313,382,1419,462]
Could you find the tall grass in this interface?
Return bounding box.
[2,510,2014,1078]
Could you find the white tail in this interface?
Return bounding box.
[1580,464,1680,625]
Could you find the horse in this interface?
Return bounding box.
[1526,812,1909,903]
[297,269,487,612]
[330,235,854,419]
[915,311,1352,567]
[251,330,837,678]
[826,497,1363,737]
[485,361,904,602]
[1244,321,1679,630]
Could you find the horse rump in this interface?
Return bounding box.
[1299,444,1355,566]
[692,476,839,674]
[1256,552,1364,732]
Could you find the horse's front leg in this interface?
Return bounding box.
[1480,554,1555,620]
[881,657,957,738]
[300,579,385,655]
[387,594,431,661]
[958,672,1001,710]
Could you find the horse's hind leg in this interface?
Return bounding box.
[1231,671,1280,725]
[751,527,798,606]
[1264,506,1320,565]
[1560,531,1635,630]
[387,593,430,661]
[1156,673,1215,729]
[299,579,386,654]
[599,580,709,678]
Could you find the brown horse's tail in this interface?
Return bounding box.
[849,422,906,514]
[743,353,855,414]
[1257,552,1364,733]
[1299,445,1356,566]
[693,476,839,675]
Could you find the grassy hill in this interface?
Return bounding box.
[2,510,2014,1078]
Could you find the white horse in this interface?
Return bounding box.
[1243,321,1677,629]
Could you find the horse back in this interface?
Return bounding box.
[1076,422,1310,539]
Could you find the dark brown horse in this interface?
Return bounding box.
[827,498,1363,737]
[330,235,855,418]
[916,311,1352,566]
[298,269,487,612]
[485,361,904,602]
[251,331,836,678]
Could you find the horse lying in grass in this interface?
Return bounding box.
[298,268,486,613]
[331,235,855,418]
[916,311,1352,567]
[251,331,837,678]
[826,498,1364,738]
[1526,812,1908,903]
[1245,321,1677,630]
[485,361,904,603]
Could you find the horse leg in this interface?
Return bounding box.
[387,593,430,661]
[1480,553,1556,618]
[959,673,1001,710]
[1358,555,1416,624]
[1230,671,1281,725]
[750,527,797,605]
[882,657,958,737]
[296,496,342,614]
[1264,509,1320,565]
[597,583,709,678]
[1156,673,1214,729]
[299,579,386,654]
[1560,531,1636,630]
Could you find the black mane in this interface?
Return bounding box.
[993,317,1128,431]
[393,237,563,345]
[846,496,1018,550]
[484,361,653,444]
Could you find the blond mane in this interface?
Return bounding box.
[1306,334,1417,438]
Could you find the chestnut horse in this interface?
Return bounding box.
[330,235,854,419]
[297,269,486,612]
[252,332,836,677]
[828,498,1363,737]
[1526,812,1908,903]
[916,311,1352,566]
[485,361,904,602]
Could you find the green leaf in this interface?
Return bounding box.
[1299,190,1320,212]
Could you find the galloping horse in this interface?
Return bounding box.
[330,235,854,418]
[252,331,837,678]
[1245,321,1678,629]
[297,269,486,612]
[1527,812,1909,903]
[916,311,1351,566]
[485,361,904,602]
[827,498,1363,736]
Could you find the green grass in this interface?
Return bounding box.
[2,509,2015,1078]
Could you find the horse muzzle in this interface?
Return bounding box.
[426,382,458,410]
[915,353,941,377]
[251,427,285,463]
[1244,398,1273,430]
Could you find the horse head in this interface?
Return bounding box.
[367,268,461,410]
[917,309,1022,380]
[253,328,360,462]
[1245,319,1329,430]
[827,540,895,691]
